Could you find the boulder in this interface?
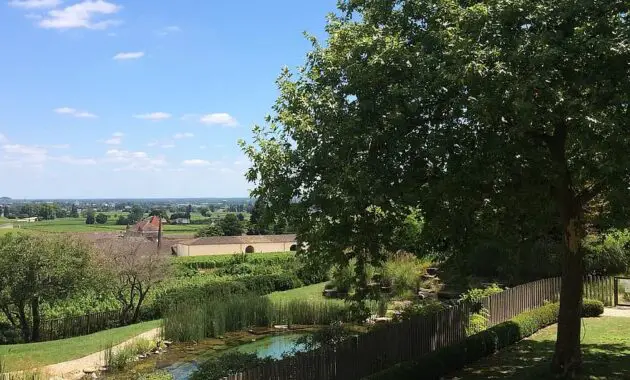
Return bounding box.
[83,367,98,374]
[426,267,439,276]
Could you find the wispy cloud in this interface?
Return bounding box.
[112,131,124,137]
[8,0,60,9]
[133,112,171,121]
[0,134,7,143]
[103,132,124,145]
[173,132,194,139]
[54,155,97,165]
[106,149,166,171]
[113,51,144,60]
[54,107,97,118]
[156,25,180,36]
[200,113,238,127]
[49,144,70,149]
[2,143,94,167]
[182,159,211,166]
[38,0,121,30]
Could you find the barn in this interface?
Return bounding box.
[174,234,297,256]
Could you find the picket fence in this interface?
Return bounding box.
[219,275,614,380]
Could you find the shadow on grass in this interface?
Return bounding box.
[448,340,630,380]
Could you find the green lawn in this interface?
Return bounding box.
[0,320,161,371]
[449,316,630,379]
[266,282,343,305]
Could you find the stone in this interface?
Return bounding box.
[273,324,289,330]
[426,267,439,276]
[163,340,173,346]
[91,373,98,379]
[83,367,98,374]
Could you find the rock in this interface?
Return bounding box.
[163,340,173,346]
[83,367,98,374]
[421,274,436,281]
[273,324,289,330]
[91,373,98,379]
[426,267,439,276]
[374,317,392,324]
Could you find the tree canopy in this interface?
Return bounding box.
[241,0,629,374]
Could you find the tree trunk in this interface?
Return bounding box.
[552,215,584,377]
[30,297,41,342]
[16,303,30,343]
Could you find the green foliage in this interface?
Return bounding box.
[331,264,355,294]
[583,230,630,275]
[381,253,429,297]
[191,352,274,380]
[296,321,352,351]
[104,338,155,371]
[392,300,446,323]
[389,210,424,255]
[163,294,347,342]
[85,209,95,225]
[116,215,128,225]
[0,233,93,342]
[219,214,243,236]
[173,252,295,270]
[582,299,604,318]
[467,310,490,336]
[138,371,173,380]
[95,213,108,224]
[195,223,223,238]
[127,205,145,225]
[367,303,561,380]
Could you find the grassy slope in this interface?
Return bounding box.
[448,316,630,379]
[0,320,161,371]
[266,282,344,305]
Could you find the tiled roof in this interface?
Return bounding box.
[134,216,161,232]
[182,234,297,246]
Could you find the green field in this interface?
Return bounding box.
[4,218,200,235]
[449,316,630,379]
[0,320,161,371]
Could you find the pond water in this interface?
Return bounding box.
[162,333,309,380]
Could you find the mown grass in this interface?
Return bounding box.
[266,282,343,305]
[448,316,630,379]
[0,320,160,371]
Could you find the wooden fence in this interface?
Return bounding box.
[220,275,615,380]
[38,309,125,341]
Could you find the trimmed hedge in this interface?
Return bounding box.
[366,299,602,380]
[582,298,605,317]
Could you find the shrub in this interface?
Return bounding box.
[331,264,355,293]
[191,352,274,380]
[381,252,428,297]
[582,299,604,317]
[583,229,630,275]
[392,300,446,323]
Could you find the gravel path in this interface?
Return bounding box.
[602,307,630,318]
[12,327,162,380]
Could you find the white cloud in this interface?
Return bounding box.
[173,132,193,139]
[160,144,175,149]
[182,159,211,166]
[8,0,60,9]
[0,134,7,143]
[105,149,165,171]
[113,51,144,60]
[38,0,121,30]
[104,137,121,145]
[133,112,171,121]
[112,131,124,137]
[54,107,97,118]
[200,113,238,127]
[54,155,97,165]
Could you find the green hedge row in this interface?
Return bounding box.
[366,299,604,380]
[150,272,303,314]
[172,252,295,270]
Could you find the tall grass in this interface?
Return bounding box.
[163,295,348,342]
[103,338,156,372]
[0,357,44,380]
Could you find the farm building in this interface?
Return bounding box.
[174,234,298,256]
[126,216,165,239]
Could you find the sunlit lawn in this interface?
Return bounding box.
[448,316,630,380]
[0,320,161,371]
[266,282,344,305]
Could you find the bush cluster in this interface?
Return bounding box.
[366,299,603,380]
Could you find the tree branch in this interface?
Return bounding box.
[578,181,607,206]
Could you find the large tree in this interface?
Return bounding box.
[96,238,168,324]
[0,233,93,342]
[242,0,629,376]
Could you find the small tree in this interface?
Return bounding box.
[116,215,128,225]
[96,238,169,324]
[220,214,243,236]
[0,233,93,342]
[195,224,223,238]
[85,209,95,225]
[95,213,108,224]
[127,205,145,225]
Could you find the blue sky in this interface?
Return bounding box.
[0,0,337,199]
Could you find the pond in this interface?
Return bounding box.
[162,333,310,380]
